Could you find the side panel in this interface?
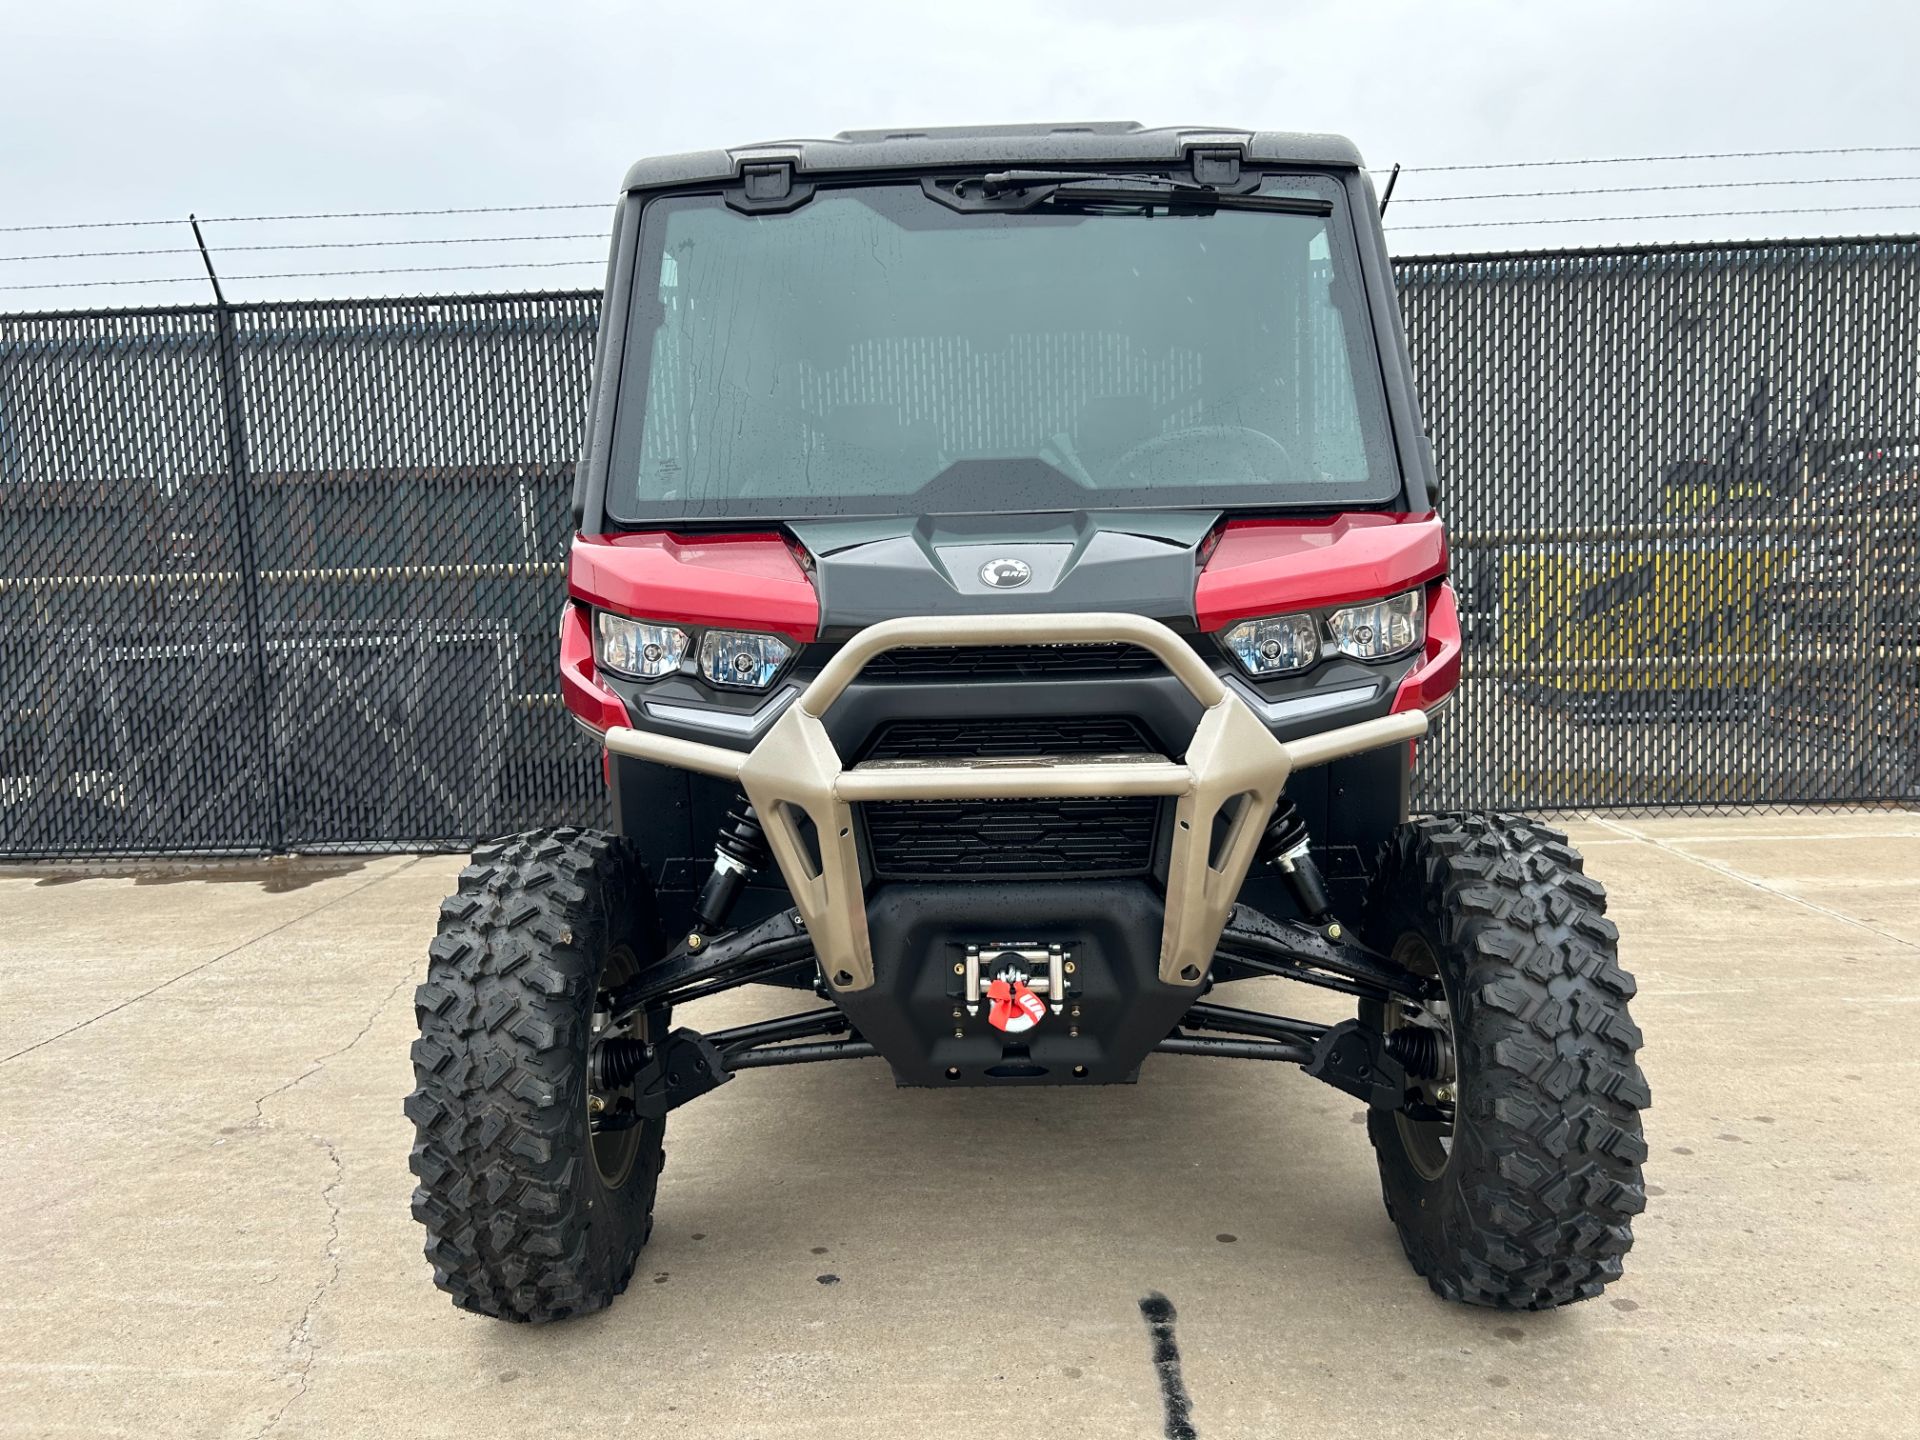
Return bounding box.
[1231,742,1410,926]
[608,756,805,941]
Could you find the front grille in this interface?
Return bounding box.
[858,713,1163,880]
[861,714,1155,761]
[863,796,1162,880]
[858,642,1162,681]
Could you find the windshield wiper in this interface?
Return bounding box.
[1044,186,1332,216]
[979,169,1217,197]
[954,170,1332,216]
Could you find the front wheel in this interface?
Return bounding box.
[406,828,664,1323]
[1359,813,1650,1309]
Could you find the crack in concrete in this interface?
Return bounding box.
[248,958,422,1127]
[1593,816,1920,953]
[242,912,432,1437]
[8,850,442,1437]
[252,1131,345,1440]
[11,851,432,1436]
[1,856,426,1068]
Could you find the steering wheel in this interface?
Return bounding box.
[1107,425,1294,485]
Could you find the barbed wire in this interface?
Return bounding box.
[0,202,612,236]
[14,200,1914,270]
[1384,144,1920,174]
[1388,202,1920,232]
[1397,174,1920,205]
[8,146,1920,235]
[7,153,1920,291]
[2,232,610,264]
[0,258,606,293]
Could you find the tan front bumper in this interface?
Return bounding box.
[602,612,1427,994]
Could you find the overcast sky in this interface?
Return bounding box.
[4,0,1917,309]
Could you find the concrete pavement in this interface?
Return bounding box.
[2,811,1918,1439]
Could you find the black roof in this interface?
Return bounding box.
[620,121,1365,193]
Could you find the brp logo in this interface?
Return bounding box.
[979,557,1032,589]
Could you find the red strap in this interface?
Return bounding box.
[986,977,1047,1032]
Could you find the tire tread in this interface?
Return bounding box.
[1364,811,1650,1310]
[406,827,657,1324]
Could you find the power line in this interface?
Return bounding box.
[1388,202,1920,232]
[0,257,607,293]
[0,201,611,237]
[1389,144,1920,175]
[3,232,610,264]
[1397,173,1920,205]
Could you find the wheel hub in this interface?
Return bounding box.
[1386,936,1458,1181]
[588,948,644,1188]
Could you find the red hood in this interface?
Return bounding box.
[1194,513,1448,630]
[569,531,820,644]
[569,513,1447,647]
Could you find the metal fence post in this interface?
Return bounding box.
[191,217,285,853]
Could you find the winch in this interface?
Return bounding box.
[959,943,1071,1032]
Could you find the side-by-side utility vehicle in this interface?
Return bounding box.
[407,123,1649,1322]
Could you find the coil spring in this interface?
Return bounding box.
[1254,797,1311,866]
[1383,1026,1450,1081]
[714,797,772,871]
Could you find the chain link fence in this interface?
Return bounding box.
[3,237,1916,857]
[1402,236,1920,812]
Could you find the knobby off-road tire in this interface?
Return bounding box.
[1360,813,1650,1309]
[406,828,664,1323]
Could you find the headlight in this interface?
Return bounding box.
[697,629,794,690]
[1221,612,1320,677]
[1328,589,1425,660]
[595,612,688,679]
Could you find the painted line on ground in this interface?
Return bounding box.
[1138,1293,1198,1440]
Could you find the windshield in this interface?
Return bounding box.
[607,176,1401,521]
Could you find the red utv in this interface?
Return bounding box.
[407,123,1648,1323]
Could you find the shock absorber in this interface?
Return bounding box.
[1255,797,1334,926]
[691,795,773,937]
